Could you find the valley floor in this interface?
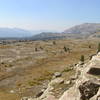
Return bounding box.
[0,38,99,100]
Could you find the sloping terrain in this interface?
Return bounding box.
[0,38,100,100]
[59,52,100,100]
[31,45,100,100]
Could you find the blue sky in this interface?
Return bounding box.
[0,0,100,32]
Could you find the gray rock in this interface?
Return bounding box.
[21,97,29,100]
[59,53,100,100]
[54,72,62,78]
[64,80,71,85]
[10,90,15,94]
[50,78,64,86]
[21,97,33,100]
[78,61,84,65]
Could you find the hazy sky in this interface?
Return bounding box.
[0,0,100,31]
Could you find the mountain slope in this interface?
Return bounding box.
[1,23,100,39]
[30,32,66,40]
[63,23,100,34]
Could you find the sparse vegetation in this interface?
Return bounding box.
[53,41,56,45]
[80,55,85,62]
[28,80,41,86]
[62,67,73,73]
[63,46,70,53]
[1,62,13,68]
[0,38,99,99]
[89,45,91,48]
[35,47,38,51]
[63,46,67,52]
[40,46,43,50]
[97,43,100,53]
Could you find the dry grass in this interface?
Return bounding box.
[0,38,100,100]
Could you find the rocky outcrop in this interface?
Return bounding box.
[39,77,64,100]
[59,52,100,100]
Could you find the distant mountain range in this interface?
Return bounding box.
[0,28,33,38]
[31,23,100,40]
[0,23,100,39]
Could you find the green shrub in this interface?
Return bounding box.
[89,45,91,48]
[63,46,67,52]
[80,55,84,62]
[97,43,100,53]
[53,41,56,45]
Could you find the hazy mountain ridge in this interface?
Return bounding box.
[31,23,100,40]
[32,23,100,40]
[30,32,66,40]
[0,28,32,38]
[0,23,100,39]
[63,23,100,34]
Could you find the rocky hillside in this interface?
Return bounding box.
[63,23,100,34]
[30,32,65,40]
[60,52,100,100]
[23,52,100,100]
